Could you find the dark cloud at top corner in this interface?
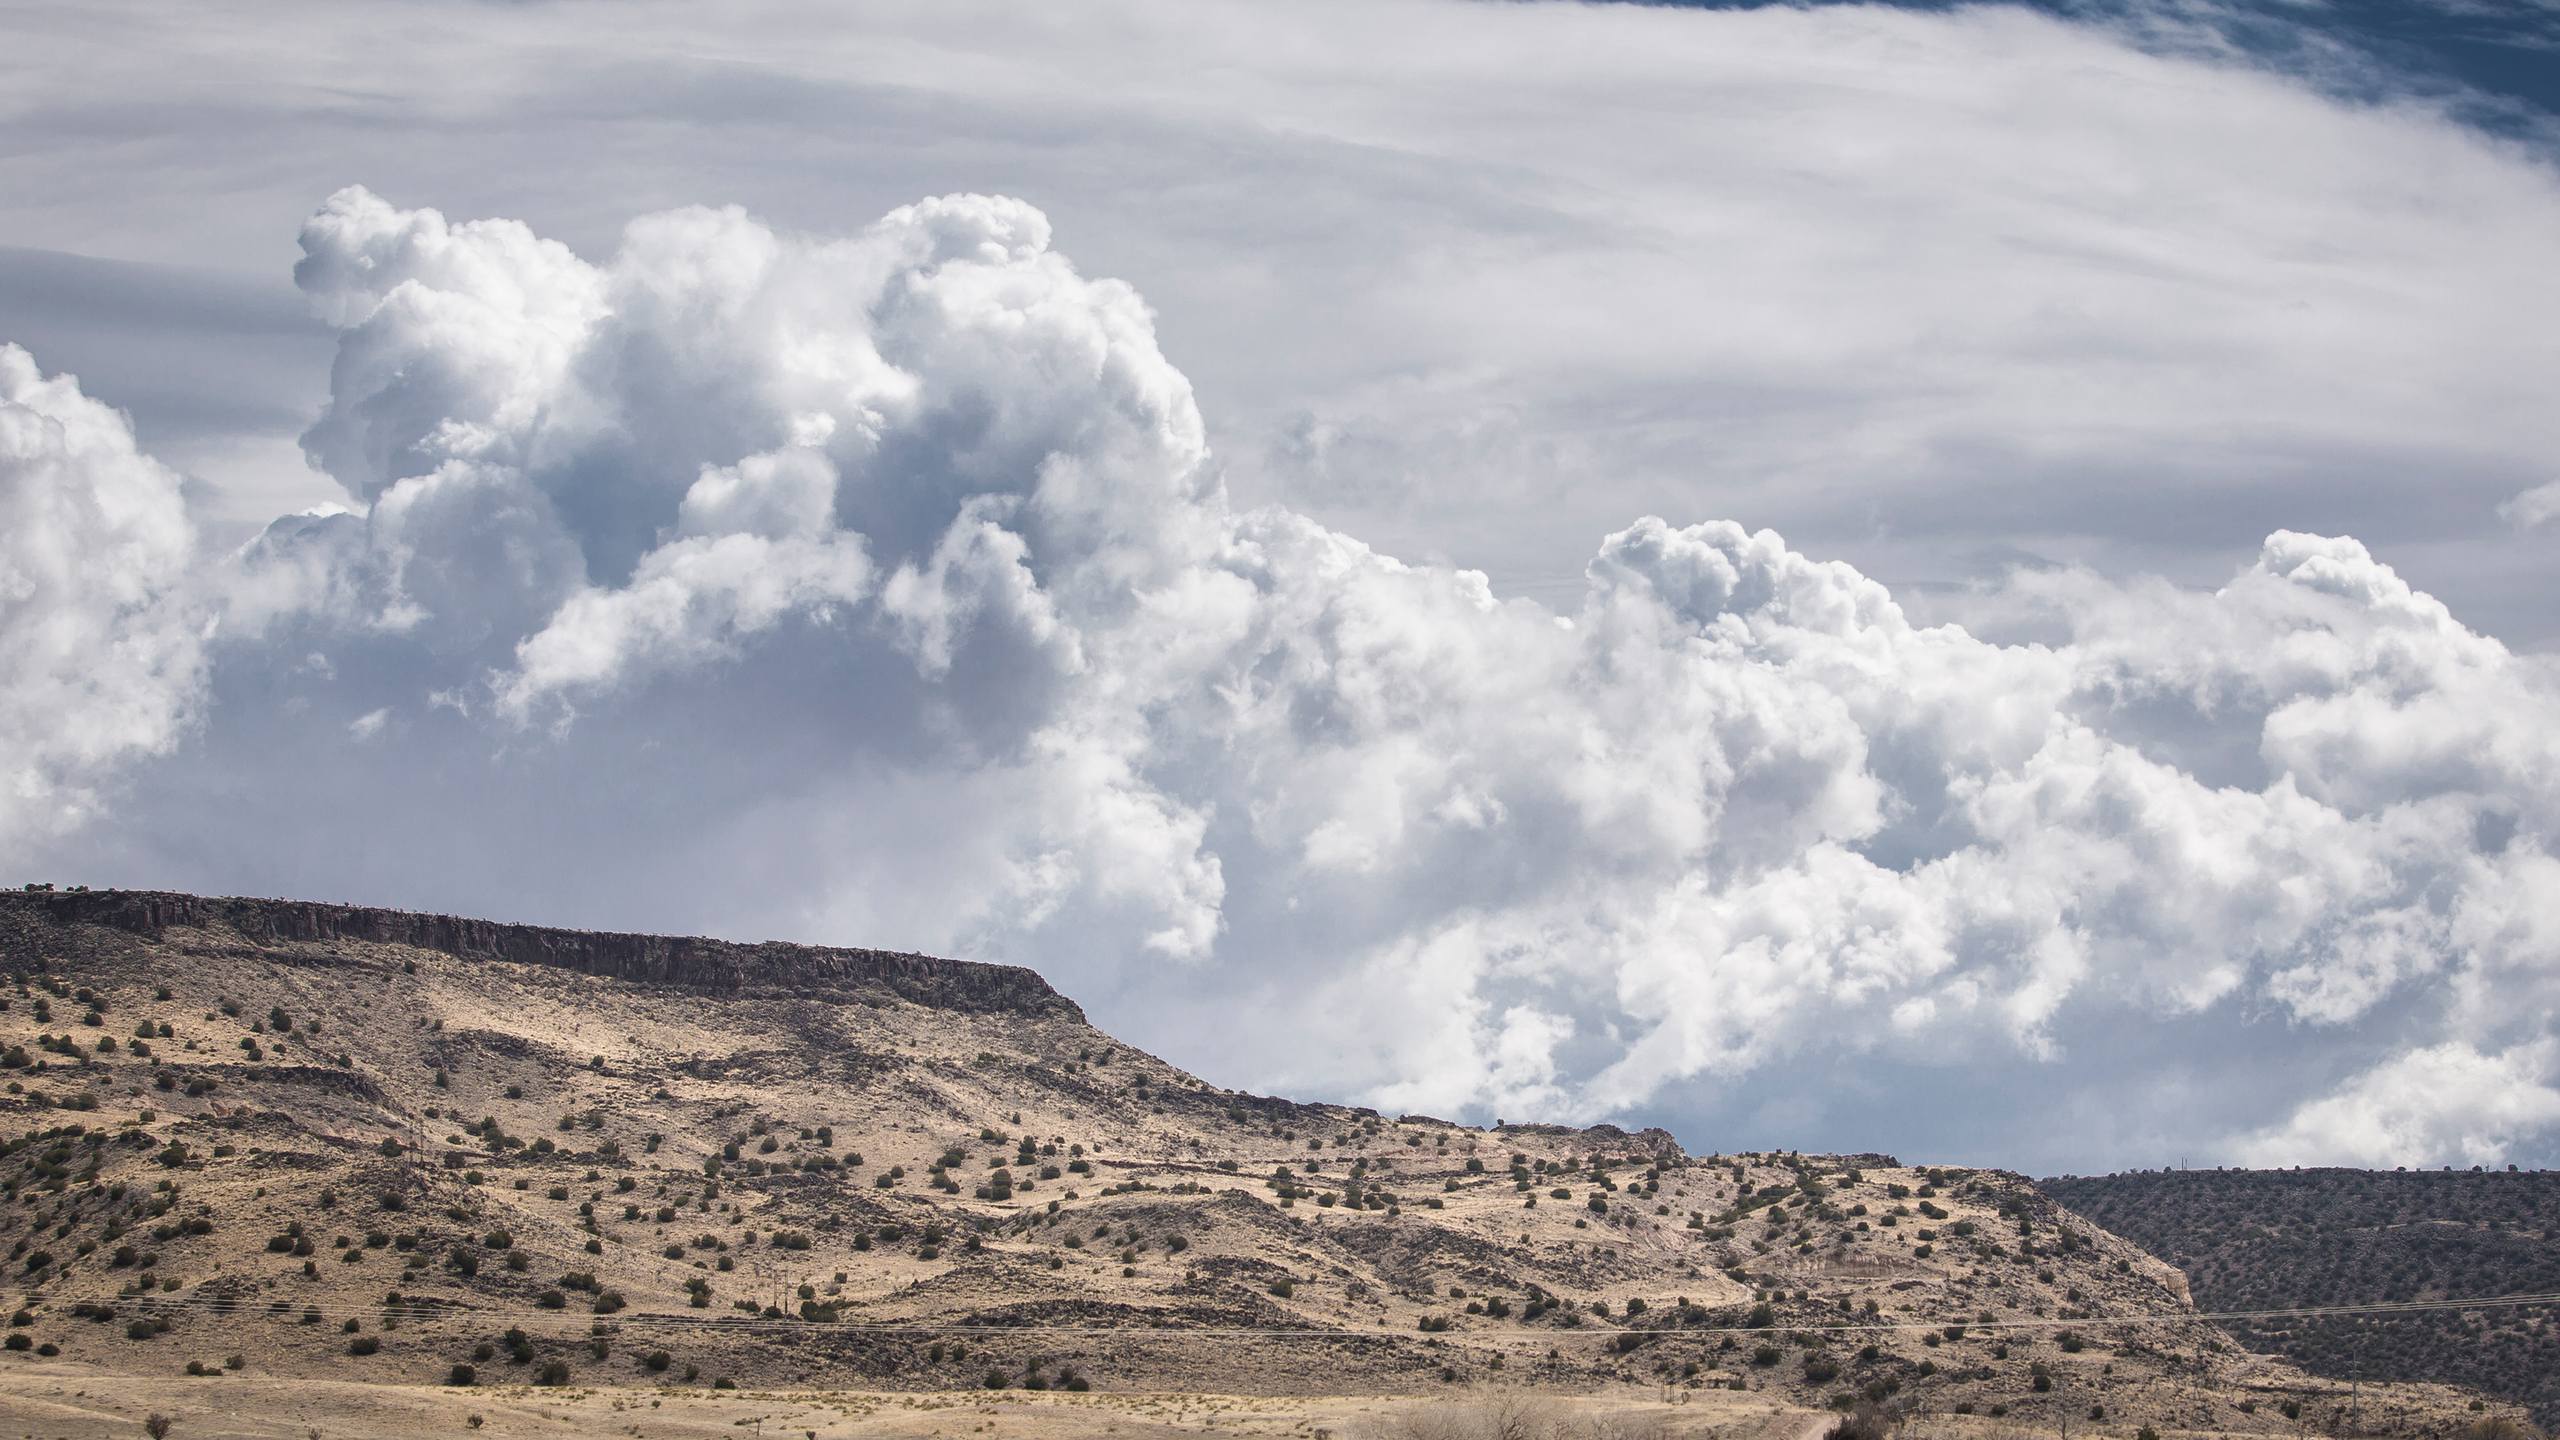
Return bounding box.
[1635,0,2560,138]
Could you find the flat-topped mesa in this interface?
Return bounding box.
[0,888,1081,1019]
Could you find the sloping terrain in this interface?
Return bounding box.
[0,890,2504,1435]
[2043,1169,2560,1427]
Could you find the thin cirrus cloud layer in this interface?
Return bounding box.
[2,0,2558,1173]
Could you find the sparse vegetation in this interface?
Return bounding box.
[0,891,2511,1435]
[2049,1169,2560,1425]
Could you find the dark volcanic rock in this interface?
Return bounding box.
[0,888,1078,1018]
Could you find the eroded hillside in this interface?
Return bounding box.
[2044,1169,2560,1427]
[0,890,2504,1435]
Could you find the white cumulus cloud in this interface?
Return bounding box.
[2239,1042,2560,1170]
[0,345,204,850]
[9,187,2560,1171]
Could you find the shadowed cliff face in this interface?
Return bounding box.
[0,888,1081,1018]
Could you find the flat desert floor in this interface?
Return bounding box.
[0,1372,1842,1440]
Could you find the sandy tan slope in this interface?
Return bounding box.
[0,890,2507,1437]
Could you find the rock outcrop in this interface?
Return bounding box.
[0,888,1078,1017]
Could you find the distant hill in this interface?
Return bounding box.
[2041,1168,2560,1427]
[0,889,2505,1432]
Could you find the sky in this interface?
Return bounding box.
[4,0,2559,1176]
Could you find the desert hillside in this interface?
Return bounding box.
[2044,1169,2560,1427]
[0,890,2509,1436]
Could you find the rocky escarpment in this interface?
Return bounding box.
[0,888,1078,1017]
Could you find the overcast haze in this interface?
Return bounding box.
[5,0,2560,1176]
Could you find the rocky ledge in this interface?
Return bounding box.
[0,888,1080,1019]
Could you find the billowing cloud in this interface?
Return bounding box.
[9,186,2560,1172]
[2238,1042,2560,1169]
[0,346,203,851]
[11,0,2560,641]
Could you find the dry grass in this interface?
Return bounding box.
[0,1373,1819,1440]
[0,893,2523,1437]
[1364,1392,1677,1440]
